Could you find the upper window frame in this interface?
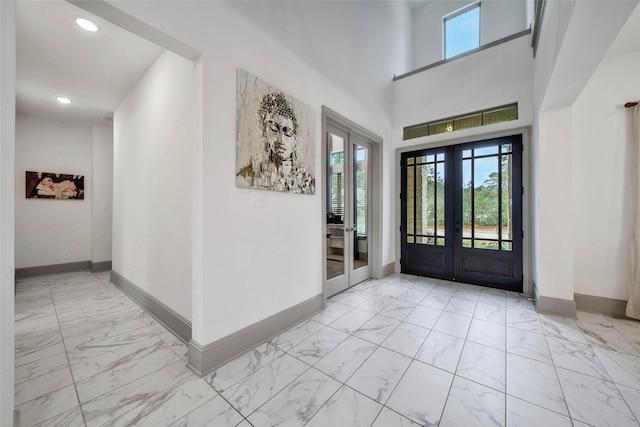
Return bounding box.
[443,2,481,60]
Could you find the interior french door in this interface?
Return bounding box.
[326,124,371,297]
[401,135,523,292]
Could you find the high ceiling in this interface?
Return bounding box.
[16,0,163,127]
[606,0,640,59]
[15,0,640,129]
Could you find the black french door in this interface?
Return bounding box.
[401,135,523,292]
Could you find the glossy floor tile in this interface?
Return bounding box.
[15,272,640,426]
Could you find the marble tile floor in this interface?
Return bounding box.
[14,271,640,427]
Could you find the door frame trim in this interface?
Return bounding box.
[395,126,532,296]
[322,107,383,304]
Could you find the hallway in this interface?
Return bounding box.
[14,271,640,426]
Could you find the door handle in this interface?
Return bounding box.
[345,226,356,232]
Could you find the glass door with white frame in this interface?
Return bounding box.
[326,125,371,296]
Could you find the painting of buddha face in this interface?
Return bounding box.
[236,69,315,194]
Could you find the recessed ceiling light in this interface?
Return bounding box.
[56,97,72,104]
[74,16,99,32]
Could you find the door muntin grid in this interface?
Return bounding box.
[461,143,513,251]
[405,153,446,246]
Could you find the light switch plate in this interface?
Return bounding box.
[250,191,264,207]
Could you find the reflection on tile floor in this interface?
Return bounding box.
[14,272,640,426]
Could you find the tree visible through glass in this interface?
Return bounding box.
[405,144,513,251]
[462,144,512,250]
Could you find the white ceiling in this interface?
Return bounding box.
[15,0,640,129]
[16,0,163,127]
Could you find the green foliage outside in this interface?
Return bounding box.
[464,155,512,230]
[411,154,512,233]
[329,150,367,236]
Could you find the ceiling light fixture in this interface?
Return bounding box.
[74,16,99,32]
[56,96,72,104]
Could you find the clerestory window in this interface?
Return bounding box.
[444,2,480,59]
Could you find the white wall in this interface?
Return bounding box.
[113,49,194,321]
[394,34,534,148]
[532,0,638,303]
[228,1,411,123]
[92,124,113,263]
[537,1,637,112]
[14,114,92,268]
[107,0,411,345]
[572,50,640,300]
[482,0,528,44]
[0,1,15,424]
[536,107,574,300]
[411,0,529,70]
[412,1,467,69]
[393,33,534,290]
[399,0,640,305]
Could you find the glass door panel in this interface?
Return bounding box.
[402,135,523,292]
[326,127,371,296]
[327,131,346,284]
[401,147,453,279]
[406,154,446,246]
[351,141,370,285]
[462,144,514,250]
[454,137,522,290]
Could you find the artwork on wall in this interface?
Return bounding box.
[236,69,316,194]
[25,171,85,200]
